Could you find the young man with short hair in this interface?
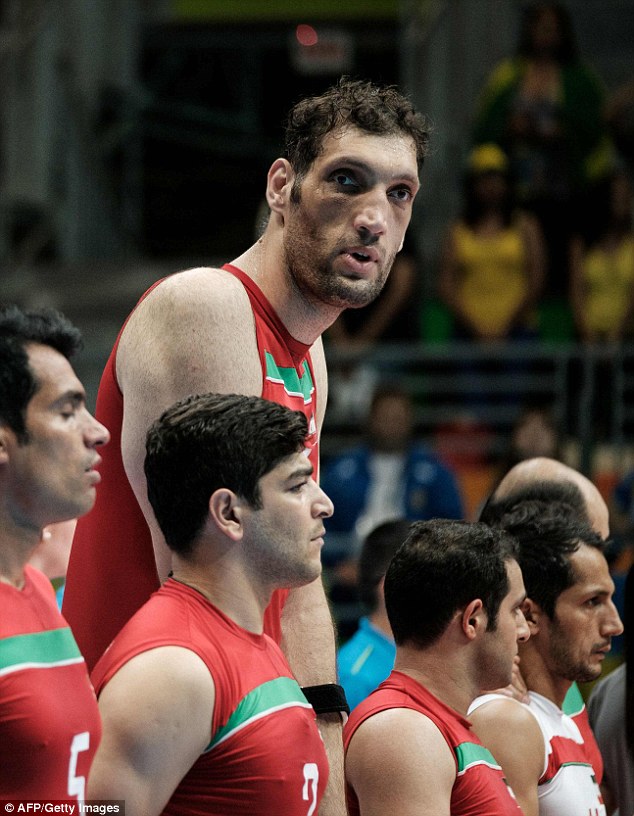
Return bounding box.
[344,519,529,815]
[88,393,334,815]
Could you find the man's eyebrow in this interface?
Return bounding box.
[326,156,419,185]
[52,389,85,407]
[286,463,314,481]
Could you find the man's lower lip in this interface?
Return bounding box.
[340,252,376,275]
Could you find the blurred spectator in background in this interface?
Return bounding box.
[606,76,634,176]
[472,1,612,297]
[321,383,464,565]
[321,384,464,640]
[337,519,409,712]
[496,402,563,477]
[588,563,634,816]
[438,143,545,343]
[569,168,634,343]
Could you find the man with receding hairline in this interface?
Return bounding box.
[480,456,612,775]
[471,499,622,816]
[487,456,609,538]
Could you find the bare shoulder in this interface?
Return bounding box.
[470,697,544,779]
[122,266,251,345]
[100,645,214,708]
[471,696,540,734]
[118,266,261,397]
[346,708,455,815]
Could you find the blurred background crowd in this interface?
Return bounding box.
[2,0,634,667]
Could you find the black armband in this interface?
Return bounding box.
[301,683,350,715]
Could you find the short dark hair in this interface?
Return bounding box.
[0,305,82,443]
[493,499,604,618]
[145,393,309,557]
[358,519,411,613]
[479,479,586,527]
[385,519,519,648]
[284,76,430,180]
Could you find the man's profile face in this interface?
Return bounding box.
[240,449,333,589]
[282,126,419,312]
[3,343,109,528]
[478,559,529,691]
[545,544,623,683]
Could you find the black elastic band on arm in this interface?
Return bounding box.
[301,683,350,715]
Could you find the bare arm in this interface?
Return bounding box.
[346,708,456,816]
[88,647,214,816]
[117,268,261,580]
[470,698,544,816]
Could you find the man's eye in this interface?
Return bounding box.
[390,187,413,202]
[333,173,357,187]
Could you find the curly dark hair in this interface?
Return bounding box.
[284,76,430,180]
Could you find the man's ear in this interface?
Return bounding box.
[266,158,295,214]
[208,489,244,542]
[461,598,485,641]
[0,424,13,465]
[521,597,543,635]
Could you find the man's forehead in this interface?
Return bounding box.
[26,343,83,400]
[316,126,419,170]
[562,544,612,593]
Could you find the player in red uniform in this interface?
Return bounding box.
[344,519,529,815]
[0,306,109,801]
[88,393,332,815]
[64,79,430,814]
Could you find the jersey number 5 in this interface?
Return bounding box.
[68,731,90,804]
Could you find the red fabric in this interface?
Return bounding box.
[64,267,319,670]
[0,566,101,799]
[92,579,328,816]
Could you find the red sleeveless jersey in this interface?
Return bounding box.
[64,266,319,671]
[92,579,328,816]
[344,671,524,816]
[0,566,101,800]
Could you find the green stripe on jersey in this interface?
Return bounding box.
[205,676,311,752]
[562,682,584,717]
[0,627,83,676]
[264,352,314,403]
[455,741,501,775]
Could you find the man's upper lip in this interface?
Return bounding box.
[343,245,379,263]
[86,456,101,472]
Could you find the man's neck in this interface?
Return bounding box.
[368,608,394,641]
[0,527,39,589]
[519,642,571,709]
[170,556,270,635]
[394,644,477,716]
[232,233,342,345]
